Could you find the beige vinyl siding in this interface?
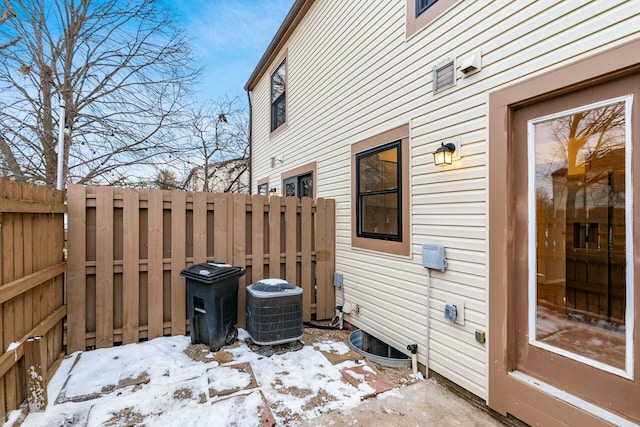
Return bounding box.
[250,0,640,399]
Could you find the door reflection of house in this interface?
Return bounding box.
[563,149,626,327]
[537,148,626,368]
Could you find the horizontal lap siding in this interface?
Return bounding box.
[250,0,640,399]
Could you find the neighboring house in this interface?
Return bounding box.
[245,1,639,425]
[183,158,249,193]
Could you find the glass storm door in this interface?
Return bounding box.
[530,98,631,373]
[512,73,639,424]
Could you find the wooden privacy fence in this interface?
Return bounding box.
[66,185,336,352]
[0,180,66,418]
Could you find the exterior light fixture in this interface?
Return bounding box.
[433,142,456,166]
[269,187,277,195]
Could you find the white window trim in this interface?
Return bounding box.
[526,95,634,379]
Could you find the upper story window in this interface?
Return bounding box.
[257,182,268,196]
[416,0,438,16]
[406,0,456,38]
[351,125,410,256]
[271,59,287,132]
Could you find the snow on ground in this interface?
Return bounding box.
[9,329,392,426]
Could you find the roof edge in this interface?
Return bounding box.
[244,0,313,92]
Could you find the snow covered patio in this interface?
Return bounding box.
[8,328,503,426]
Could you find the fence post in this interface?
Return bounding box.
[24,336,47,412]
[66,184,87,353]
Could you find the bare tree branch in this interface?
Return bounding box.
[0,0,199,187]
[181,97,249,193]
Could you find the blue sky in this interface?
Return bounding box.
[167,0,295,103]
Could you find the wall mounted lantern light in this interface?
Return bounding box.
[269,187,277,195]
[433,142,456,166]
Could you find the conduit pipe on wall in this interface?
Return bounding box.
[407,343,418,375]
[425,268,431,376]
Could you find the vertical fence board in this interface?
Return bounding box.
[251,195,264,283]
[170,191,186,336]
[285,197,297,284]
[22,196,33,338]
[3,210,16,409]
[213,193,228,263]
[24,336,46,412]
[0,182,5,419]
[233,195,247,327]
[315,198,328,319]
[4,181,18,409]
[192,192,207,264]
[269,196,281,278]
[301,198,313,321]
[324,199,336,318]
[67,185,87,352]
[96,187,114,348]
[147,190,164,340]
[122,189,140,344]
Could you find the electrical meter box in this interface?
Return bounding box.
[422,244,446,271]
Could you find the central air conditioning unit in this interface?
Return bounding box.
[246,279,303,346]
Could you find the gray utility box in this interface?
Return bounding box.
[180,262,246,351]
[246,279,303,346]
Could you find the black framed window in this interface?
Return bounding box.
[257,183,268,196]
[284,173,313,198]
[271,59,286,131]
[416,0,438,16]
[356,141,402,241]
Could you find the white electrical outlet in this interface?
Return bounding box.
[446,298,465,325]
[342,302,354,313]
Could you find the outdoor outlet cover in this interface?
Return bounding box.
[475,330,486,344]
[446,298,465,325]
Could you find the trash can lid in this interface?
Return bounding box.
[180,262,246,284]
[248,278,302,297]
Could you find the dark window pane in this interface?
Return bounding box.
[285,181,296,197]
[299,174,313,198]
[271,59,287,131]
[361,194,399,236]
[356,140,402,240]
[271,60,286,102]
[358,147,398,193]
[272,94,286,130]
[416,0,438,16]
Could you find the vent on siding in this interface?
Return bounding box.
[432,59,455,93]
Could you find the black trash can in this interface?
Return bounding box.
[180,262,246,351]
